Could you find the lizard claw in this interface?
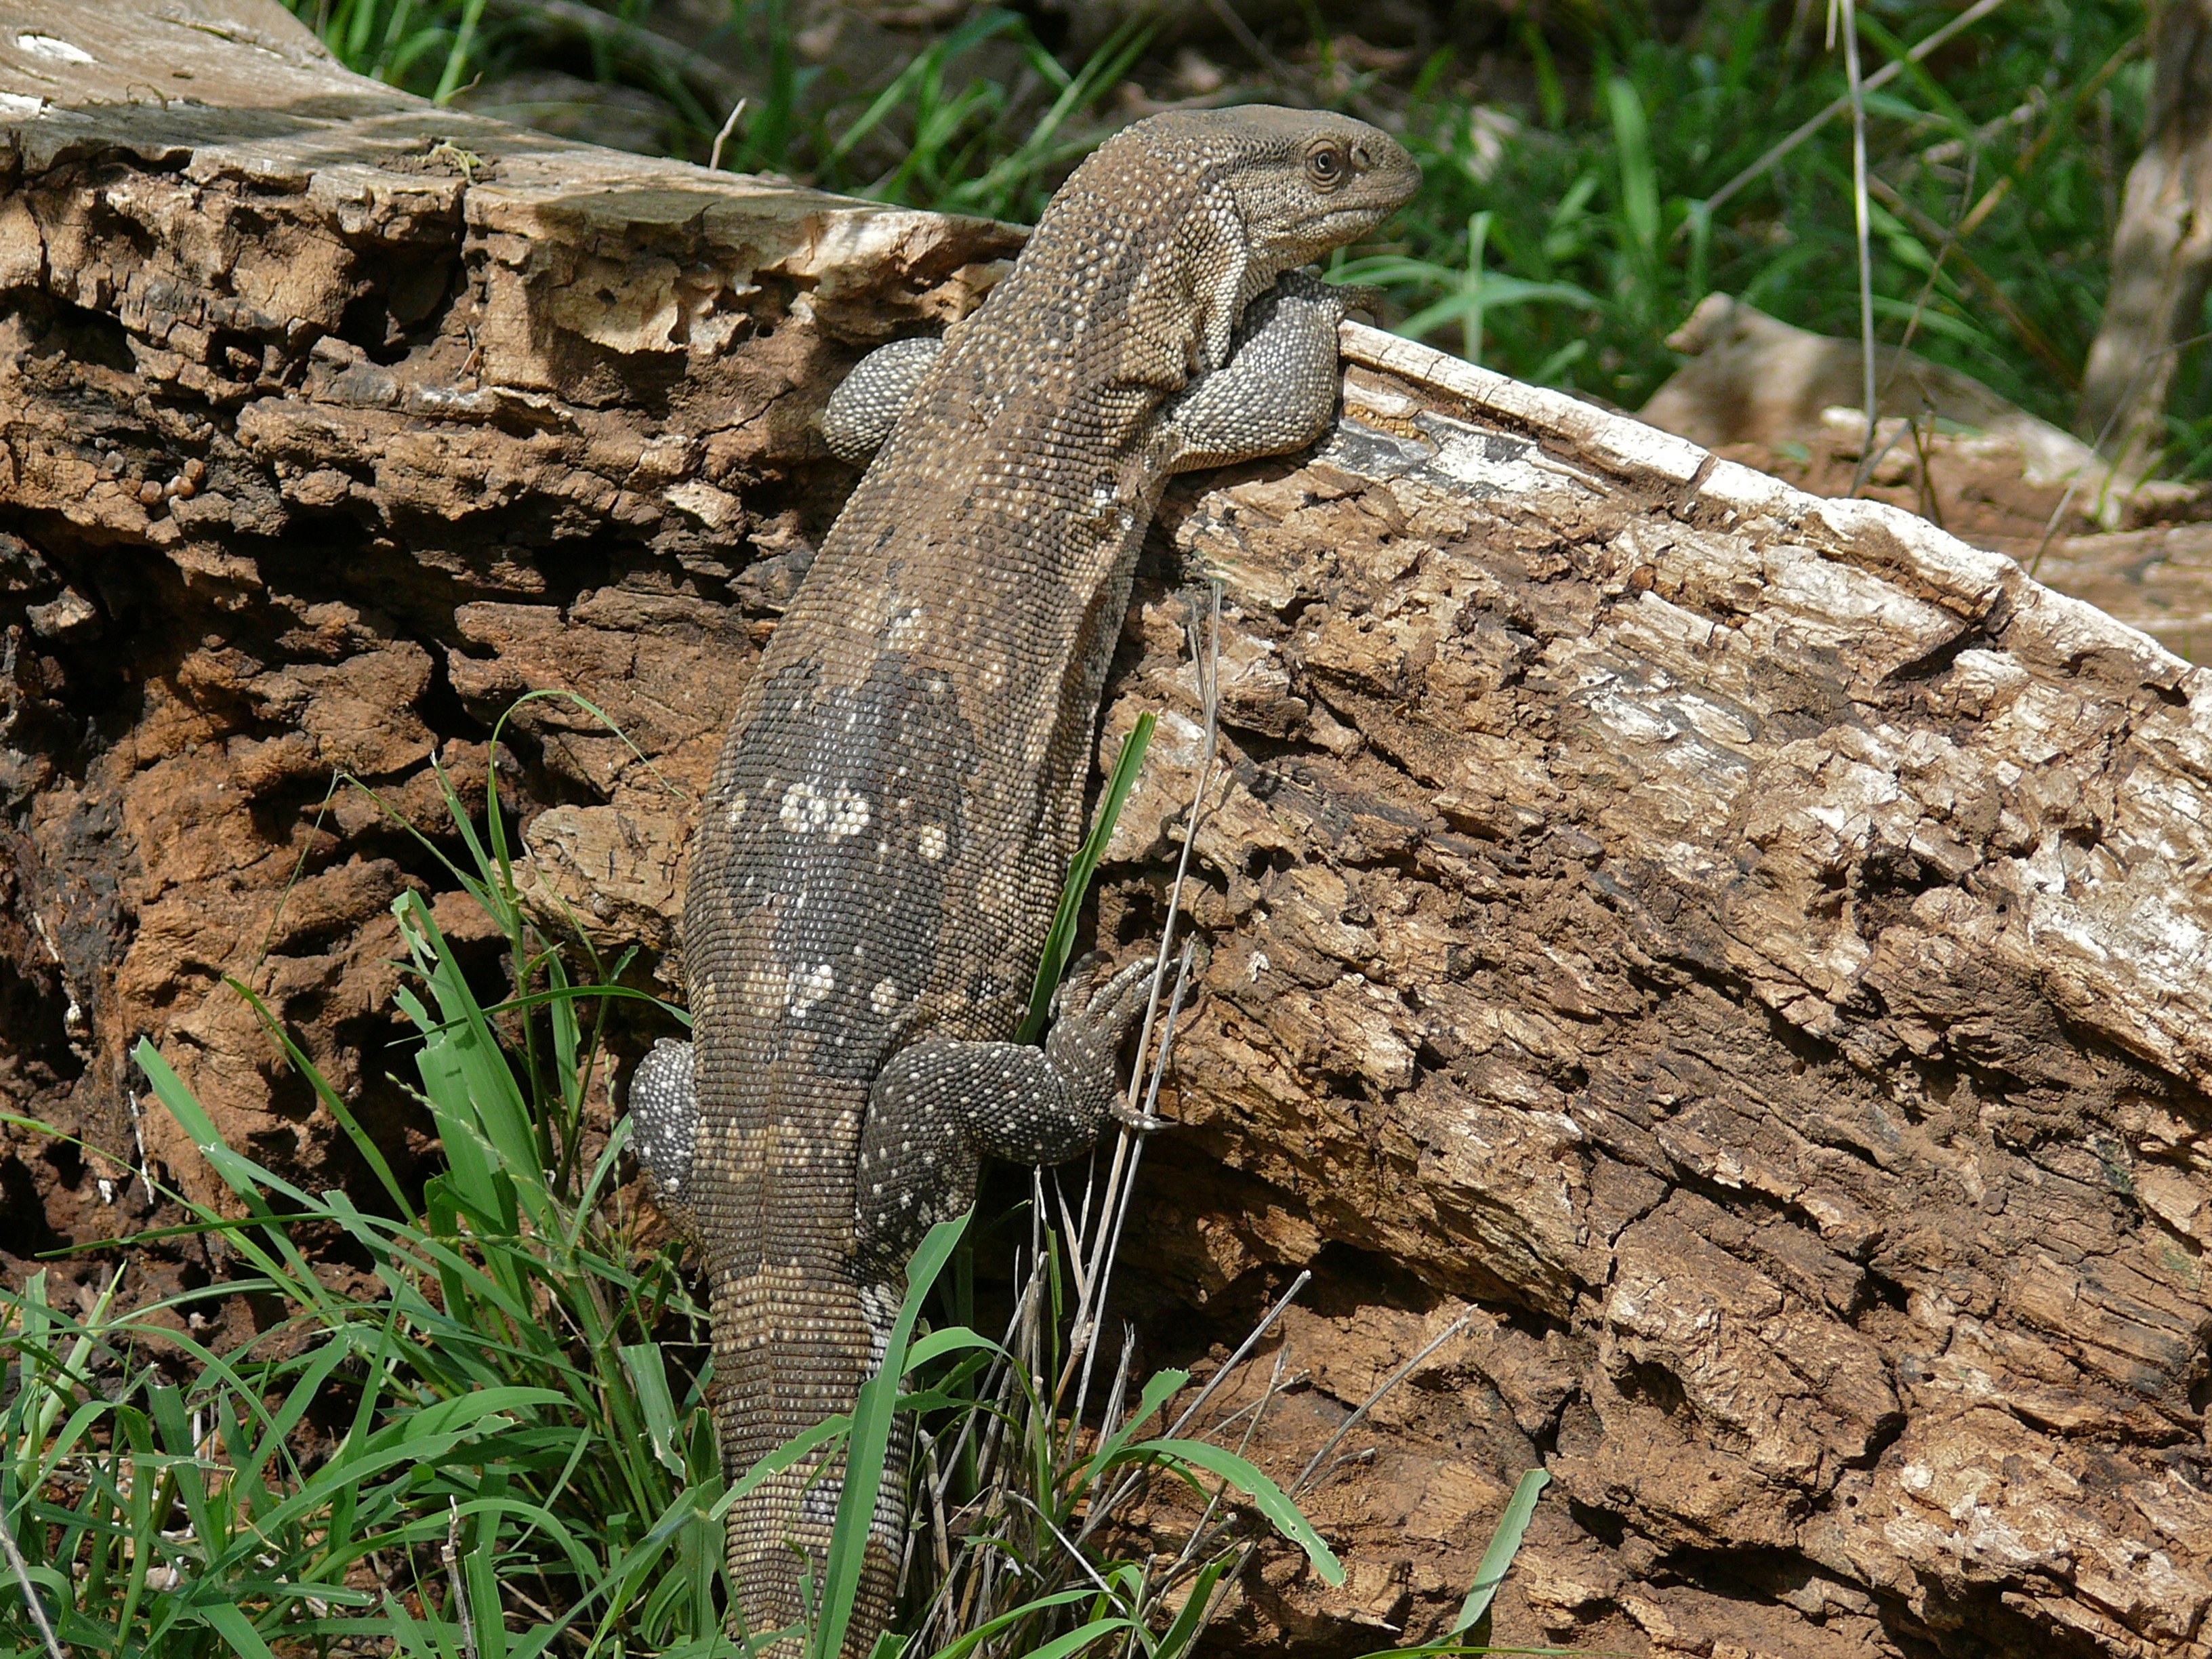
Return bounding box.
[1050,951,1157,1033]
[1110,1099,1173,1134]
[1045,952,1158,1065]
[1046,949,1179,1132]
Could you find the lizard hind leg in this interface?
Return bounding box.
[627,1037,701,1236]
[854,954,1160,1273]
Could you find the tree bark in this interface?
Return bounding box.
[2078,0,2212,468]
[4,8,2211,1659]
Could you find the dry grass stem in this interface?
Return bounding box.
[0,1511,66,1659]
[710,96,747,170]
[1292,1315,1472,1496]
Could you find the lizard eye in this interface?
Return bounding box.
[1305,144,1346,190]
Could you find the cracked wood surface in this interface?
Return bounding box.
[3,7,2209,1658]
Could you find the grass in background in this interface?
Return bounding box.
[1353,2,2171,442]
[289,0,1150,225]
[277,0,2209,476]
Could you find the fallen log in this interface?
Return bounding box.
[3,7,2209,1658]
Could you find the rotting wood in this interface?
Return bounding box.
[3,7,2210,1659]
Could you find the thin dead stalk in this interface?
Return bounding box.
[1059,583,1226,1429]
[2028,328,2212,576]
[1835,0,1880,480]
[1073,1271,1313,1555]
[1155,1348,1295,1584]
[1851,152,1977,500]
[443,1498,480,1659]
[1290,1315,1471,1496]
[0,1509,66,1659]
[710,98,747,171]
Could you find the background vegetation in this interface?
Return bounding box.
[283,0,2208,477]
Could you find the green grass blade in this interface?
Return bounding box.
[202,1601,282,1659]
[1010,1614,1132,1659]
[1073,1367,1186,1491]
[1153,1552,1233,1659]
[1448,1467,1551,1636]
[1118,1439,1343,1586]
[922,1585,1099,1659]
[1019,713,1152,1042]
[811,1213,970,1659]
[620,1343,690,1476]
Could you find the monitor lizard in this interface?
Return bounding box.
[627,104,1419,1654]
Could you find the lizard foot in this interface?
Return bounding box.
[628,1036,699,1231]
[1048,953,1172,1133]
[821,335,943,464]
[1110,1099,1174,1134]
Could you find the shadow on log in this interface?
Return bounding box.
[3,7,2209,1658]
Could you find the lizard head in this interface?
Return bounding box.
[1105,104,1419,370]
[1193,104,1422,272]
[962,104,1420,385]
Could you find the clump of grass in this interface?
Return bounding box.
[1345,0,2184,457]
[1,748,725,1656]
[3,674,1552,1658]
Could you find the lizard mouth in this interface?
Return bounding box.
[1295,190,1418,254]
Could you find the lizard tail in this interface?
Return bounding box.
[725,1439,905,1659]
[720,1283,910,1658]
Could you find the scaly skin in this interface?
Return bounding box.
[629,105,1418,1655]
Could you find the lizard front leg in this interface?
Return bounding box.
[853,954,1158,1273]
[821,270,1359,472]
[1162,268,1358,472]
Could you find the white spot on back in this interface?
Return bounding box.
[827,785,872,838]
[780,780,828,834]
[790,964,836,1017]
